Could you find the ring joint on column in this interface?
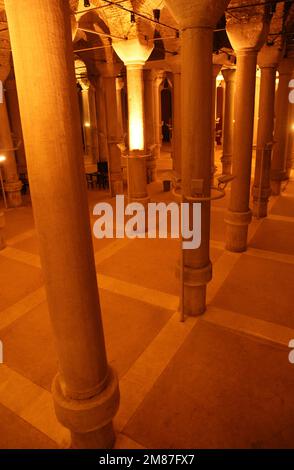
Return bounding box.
[183,262,212,287]
[52,367,120,435]
[225,210,252,227]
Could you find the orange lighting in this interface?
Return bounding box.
[0,155,6,163]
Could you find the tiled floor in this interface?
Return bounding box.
[0,158,294,449]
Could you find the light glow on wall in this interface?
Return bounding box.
[0,155,6,163]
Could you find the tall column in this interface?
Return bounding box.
[225,7,269,252]
[144,69,157,182]
[211,63,222,177]
[100,64,124,195]
[153,71,165,161]
[5,0,119,448]
[5,76,27,174]
[271,58,294,195]
[252,44,281,217]
[286,74,294,178]
[165,0,229,316]
[221,68,236,175]
[169,58,182,188]
[113,39,153,206]
[94,77,110,163]
[116,77,125,143]
[81,86,99,166]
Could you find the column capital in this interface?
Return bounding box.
[221,67,236,82]
[165,0,230,29]
[113,38,153,66]
[226,4,270,53]
[258,43,282,69]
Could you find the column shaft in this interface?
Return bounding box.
[221,69,236,175]
[103,74,123,195]
[182,27,213,316]
[5,0,119,448]
[271,63,293,195]
[5,77,27,174]
[144,69,157,182]
[0,96,22,206]
[172,71,182,185]
[252,66,276,217]
[126,64,149,205]
[225,51,257,252]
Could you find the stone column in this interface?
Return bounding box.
[170,60,182,187]
[5,0,119,448]
[81,85,99,166]
[271,58,294,195]
[94,77,110,163]
[0,95,23,207]
[165,0,229,316]
[211,62,222,177]
[221,68,236,175]
[116,76,125,143]
[144,69,157,182]
[113,39,153,206]
[5,76,27,174]
[100,64,124,195]
[286,77,294,178]
[225,7,269,252]
[153,70,165,161]
[252,44,281,217]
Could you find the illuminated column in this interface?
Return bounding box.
[0,94,22,207]
[211,62,222,177]
[144,69,157,183]
[165,0,229,316]
[5,0,119,448]
[144,69,164,183]
[225,8,269,252]
[252,44,281,218]
[113,39,153,206]
[5,76,27,174]
[101,64,124,195]
[94,77,110,163]
[169,57,182,187]
[153,70,165,161]
[116,76,125,143]
[271,58,294,195]
[286,72,294,178]
[221,68,236,175]
[81,85,99,166]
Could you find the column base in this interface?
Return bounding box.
[225,210,252,253]
[52,367,120,450]
[4,180,23,208]
[182,263,212,317]
[0,212,5,250]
